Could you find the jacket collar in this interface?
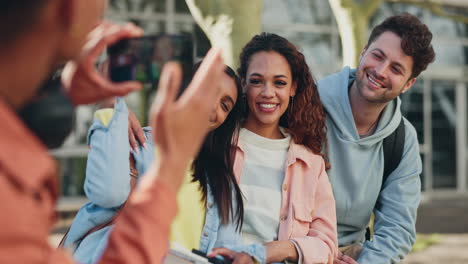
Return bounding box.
[286,139,316,168]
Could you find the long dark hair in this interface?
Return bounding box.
[191,63,244,230]
[238,32,329,168]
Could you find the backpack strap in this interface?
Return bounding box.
[382,117,405,191]
[365,117,405,241]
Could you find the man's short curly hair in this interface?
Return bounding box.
[367,13,435,78]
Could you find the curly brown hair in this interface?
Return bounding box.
[368,13,435,78]
[238,32,329,167]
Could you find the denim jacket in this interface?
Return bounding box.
[63,98,154,264]
[199,184,267,262]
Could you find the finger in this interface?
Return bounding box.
[207,248,235,259]
[152,62,182,114]
[236,254,253,264]
[83,24,124,62]
[336,251,344,260]
[129,112,146,146]
[61,61,78,90]
[161,62,182,105]
[128,126,138,152]
[98,60,110,78]
[341,255,357,263]
[134,128,146,147]
[178,48,223,115]
[232,257,242,264]
[183,47,223,98]
[85,25,144,96]
[333,253,344,264]
[85,23,144,61]
[148,62,180,129]
[88,21,114,37]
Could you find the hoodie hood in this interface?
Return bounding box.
[318,66,402,146]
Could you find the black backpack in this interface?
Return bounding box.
[365,118,405,240]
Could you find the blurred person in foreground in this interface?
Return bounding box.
[0,0,225,263]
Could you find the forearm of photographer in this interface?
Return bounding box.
[98,49,224,264]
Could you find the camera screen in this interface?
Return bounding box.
[108,34,194,93]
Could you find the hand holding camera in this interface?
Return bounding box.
[61,22,144,106]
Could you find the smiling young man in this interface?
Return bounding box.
[317,13,435,263]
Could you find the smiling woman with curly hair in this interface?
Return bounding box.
[205,33,338,264]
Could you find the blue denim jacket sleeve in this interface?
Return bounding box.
[200,188,268,263]
[84,98,132,208]
[358,121,422,264]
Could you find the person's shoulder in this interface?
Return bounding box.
[0,100,57,192]
[317,67,353,106]
[399,117,422,160]
[402,117,418,141]
[318,67,351,87]
[390,117,423,176]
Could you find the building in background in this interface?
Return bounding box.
[52,0,468,202]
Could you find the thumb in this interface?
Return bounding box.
[152,62,182,112]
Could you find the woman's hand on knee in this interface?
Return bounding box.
[334,252,359,264]
[208,247,255,264]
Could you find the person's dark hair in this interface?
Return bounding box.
[238,32,329,168]
[191,62,244,229]
[367,13,435,78]
[0,0,50,46]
